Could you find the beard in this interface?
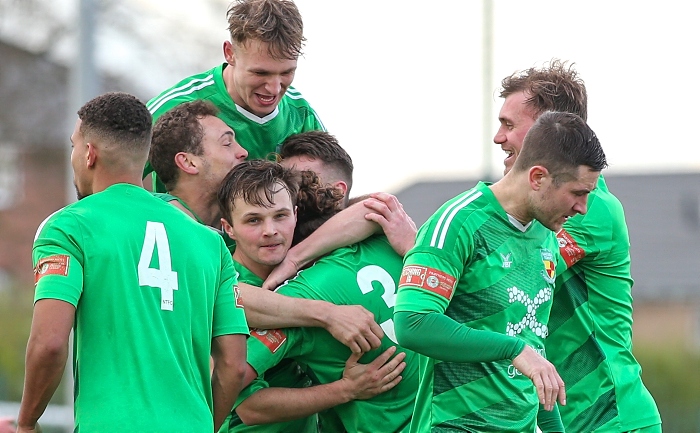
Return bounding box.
[74,182,88,200]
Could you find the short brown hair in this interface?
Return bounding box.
[499,59,588,121]
[227,0,305,60]
[149,100,219,191]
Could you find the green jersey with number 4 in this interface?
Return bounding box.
[245,236,418,433]
[32,184,249,433]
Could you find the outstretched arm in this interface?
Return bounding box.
[236,347,406,425]
[240,283,383,353]
[17,300,74,433]
[263,193,416,290]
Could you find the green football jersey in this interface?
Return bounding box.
[221,260,317,433]
[32,184,249,433]
[245,236,418,433]
[145,63,325,192]
[395,182,561,433]
[548,176,661,432]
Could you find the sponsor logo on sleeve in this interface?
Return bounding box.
[251,328,287,353]
[233,285,244,308]
[556,229,585,268]
[34,255,70,284]
[399,265,456,300]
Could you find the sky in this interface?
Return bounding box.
[288,0,700,195]
[5,0,698,197]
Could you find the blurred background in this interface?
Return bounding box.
[1,0,699,431]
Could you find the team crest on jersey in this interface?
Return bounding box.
[251,328,287,353]
[399,265,456,300]
[233,285,244,308]
[557,229,586,268]
[540,249,556,284]
[501,253,513,268]
[34,255,70,284]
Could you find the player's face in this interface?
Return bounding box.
[70,119,91,200]
[494,91,538,176]
[227,184,297,278]
[225,39,297,117]
[198,115,248,190]
[530,166,599,232]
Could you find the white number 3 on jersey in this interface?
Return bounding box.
[138,221,179,311]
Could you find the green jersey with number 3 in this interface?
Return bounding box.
[245,235,418,433]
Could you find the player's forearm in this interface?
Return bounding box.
[394,311,525,362]
[240,284,332,329]
[537,403,564,432]
[286,200,379,270]
[211,334,248,431]
[17,340,68,428]
[236,381,352,426]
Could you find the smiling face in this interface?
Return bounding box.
[529,165,600,232]
[224,39,297,118]
[494,91,539,176]
[223,182,297,279]
[195,115,248,191]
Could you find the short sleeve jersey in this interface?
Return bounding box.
[32,184,249,433]
[395,182,560,433]
[245,236,419,433]
[145,63,325,192]
[548,175,661,432]
[220,260,317,433]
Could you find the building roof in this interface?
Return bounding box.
[394,172,700,301]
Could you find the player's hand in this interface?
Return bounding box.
[363,193,417,256]
[341,346,406,400]
[324,304,383,353]
[512,345,566,411]
[261,256,300,291]
[0,418,16,433]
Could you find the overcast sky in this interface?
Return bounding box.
[288,0,700,195]
[7,0,697,197]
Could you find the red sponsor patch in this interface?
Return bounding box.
[251,328,287,353]
[557,229,586,268]
[399,265,456,300]
[234,285,244,308]
[34,255,70,284]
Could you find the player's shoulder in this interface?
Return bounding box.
[146,64,222,116]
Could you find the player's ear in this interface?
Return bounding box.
[223,41,235,66]
[221,218,236,240]
[333,180,348,198]
[86,143,97,168]
[175,152,199,175]
[528,166,548,191]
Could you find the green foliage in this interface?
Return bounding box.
[635,345,700,433]
[0,284,33,401]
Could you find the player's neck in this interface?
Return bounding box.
[170,185,221,228]
[232,251,274,281]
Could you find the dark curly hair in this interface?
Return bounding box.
[227,0,305,60]
[77,92,151,153]
[293,170,344,245]
[149,100,218,191]
[499,59,588,121]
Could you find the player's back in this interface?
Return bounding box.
[34,183,239,432]
[248,235,418,433]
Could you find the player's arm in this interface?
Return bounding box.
[239,282,383,353]
[17,299,75,432]
[236,347,406,425]
[211,333,248,432]
[263,193,416,290]
[537,403,564,432]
